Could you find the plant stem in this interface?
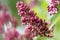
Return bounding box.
[49,20,57,30]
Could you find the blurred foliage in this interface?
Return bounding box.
[0,0,60,40]
[8,0,21,24]
[1,0,22,25]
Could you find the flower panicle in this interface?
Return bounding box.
[47,0,60,15]
[16,1,53,40]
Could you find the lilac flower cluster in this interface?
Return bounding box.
[0,2,23,40]
[0,2,18,34]
[16,1,53,40]
[47,0,60,15]
[47,2,57,15]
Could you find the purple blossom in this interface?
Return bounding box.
[16,1,53,40]
[0,2,18,33]
[47,2,57,15]
[47,0,60,15]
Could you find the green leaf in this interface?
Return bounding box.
[31,7,47,20]
[8,0,22,25]
[31,0,49,21]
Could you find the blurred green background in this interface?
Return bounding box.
[0,0,60,40]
